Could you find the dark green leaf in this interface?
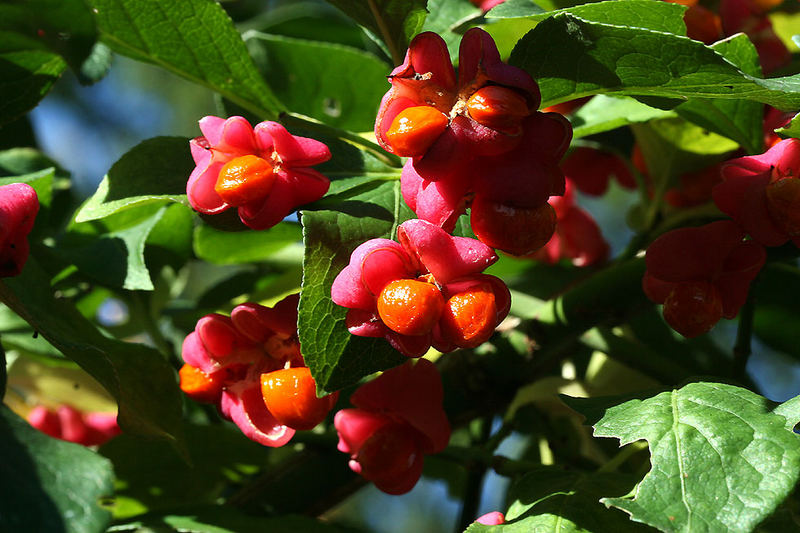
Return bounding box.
[0,147,66,177]
[246,33,390,131]
[62,204,167,290]
[75,137,192,223]
[194,221,302,265]
[146,203,195,272]
[673,35,763,153]
[0,33,66,126]
[465,469,647,532]
[753,264,800,361]
[0,0,98,81]
[100,424,268,517]
[110,506,358,533]
[299,179,411,394]
[0,258,185,447]
[565,383,800,532]
[324,0,428,64]
[303,128,402,195]
[0,404,113,533]
[88,0,283,119]
[510,13,800,110]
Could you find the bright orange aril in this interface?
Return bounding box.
[377,279,445,336]
[215,154,275,206]
[261,367,338,431]
[470,197,556,256]
[440,283,498,348]
[466,86,530,134]
[179,363,223,404]
[765,177,800,236]
[662,281,723,338]
[385,106,449,157]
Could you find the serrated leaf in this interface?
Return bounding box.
[76,137,192,222]
[465,469,648,533]
[510,13,800,110]
[0,33,66,125]
[571,95,675,139]
[0,258,185,447]
[0,404,113,533]
[490,0,687,37]
[88,0,283,119]
[246,33,390,131]
[299,179,411,394]
[564,383,800,533]
[0,0,97,81]
[673,35,763,153]
[324,0,428,63]
[194,221,302,265]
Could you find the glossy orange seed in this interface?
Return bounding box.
[470,197,556,256]
[385,106,449,157]
[179,363,223,404]
[377,279,445,336]
[466,86,530,134]
[261,367,338,431]
[440,283,498,348]
[215,154,275,206]
[662,281,723,338]
[765,177,800,236]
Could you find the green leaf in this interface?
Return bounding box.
[194,221,302,265]
[631,118,737,189]
[110,506,358,533]
[0,258,185,447]
[565,383,800,532]
[775,112,800,139]
[571,95,675,139]
[100,424,269,518]
[421,0,482,58]
[62,204,167,291]
[0,404,113,533]
[0,0,98,81]
[465,469,647,532]
[6,355,118,413]
[308,129,402,195]
[0,33,66,126]
[246,33,390,132]
[510,13,800,110]
[299,179,411,394]
[752,264,800,362]
[88,0,283,119]
[486,0,546,19]
[490,0,687,37]
[673,35,763,154]
[146,203,195,272]
[76,137,192,223]
[324,0,428,63]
